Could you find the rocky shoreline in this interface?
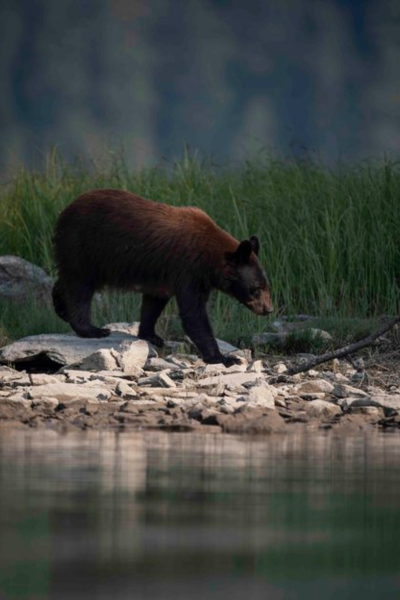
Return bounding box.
[1,323,400,435]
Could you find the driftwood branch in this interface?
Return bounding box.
[287,315,400,376]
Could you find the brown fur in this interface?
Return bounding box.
[52,189,273,365]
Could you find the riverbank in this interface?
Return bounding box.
[1,153,400,435]
[1,328,400,434]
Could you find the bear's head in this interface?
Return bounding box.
[224,235,273,316]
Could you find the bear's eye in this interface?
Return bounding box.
[249,287,260,297]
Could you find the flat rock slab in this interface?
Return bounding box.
[332,383,369,399]
[371,394,400,411]
[28,382,111,402]
[197,372,264,388]
[0,366,26,383]
[343,395,400,412]
[0,332,150,368]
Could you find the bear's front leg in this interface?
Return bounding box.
[176,286,240,367]
[138,294,170,347]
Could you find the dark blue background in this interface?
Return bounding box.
[1,0,399,173]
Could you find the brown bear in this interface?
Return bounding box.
[52,189,273,366]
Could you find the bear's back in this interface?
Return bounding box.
[53,189,238,291]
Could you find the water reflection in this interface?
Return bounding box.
[0,430,399,600]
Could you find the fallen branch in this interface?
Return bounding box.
[287,315,400,376]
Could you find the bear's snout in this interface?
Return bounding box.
[247,290,273,316]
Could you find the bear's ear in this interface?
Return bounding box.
[226,239,256,265]
[234,240,253,264]
[250,235,260,256]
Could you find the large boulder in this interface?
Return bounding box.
[0,255,53,305]
[0,330,150,370]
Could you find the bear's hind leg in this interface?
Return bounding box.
[52,279,69,322]
[65,280,109,339]
[138,294,170,347]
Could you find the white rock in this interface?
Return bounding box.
[218,403,236,414]
[274,397,287,408]
[200,364,228,376]
[146,357,181,372]
[122,397,164,405]
[225,363,248,373]
[139,370,176,388]
[198,372,264,388]
[247,384,275,409]
[367,386,388,396]
[200,362,246,375]
[273,362,287,374]
[29,373,65,386]
[360,394,400,411]
[27,382,111,402]
[0,397,32,409]
[98,370,137,379]
[32,397,59,408]
[104,322,140,335]
[116,381,138,399]
[170,393,214,406]
[305,400,342,418]
[217,395,236,405]
[308,369,319,377]
[2,393,30,403]
[170,390,199,399]
[166,356,196,368]
[331,358,340,371]
[296,379,334,395]
[0,366,26,383]
[5,374,31,387]
[334,373,350,382]
[157,372,176,388]
[139,387,184,397]
[113,340,149,375]
[76,349,119,372]
[248,360,264,373]
[61,369,93,381]
[332,384,368,399]
[83,378,112,388]
[274,386,289,398]
[338,397,377,411]
[225,383,247,394]
[87,375,125,388]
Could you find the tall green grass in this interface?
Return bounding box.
[1,149,400,344]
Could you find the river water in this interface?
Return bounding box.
[0,429,399,600]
